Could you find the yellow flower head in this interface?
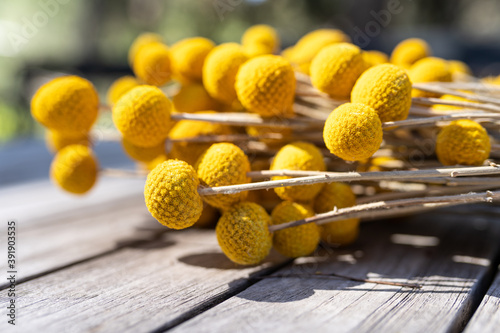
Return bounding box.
[128,32,163,66]
[45,130,91,153]
[363,50,389,67]
[216,202,272,265]
[170,37,215,81]
[436,119,490,166]
[133,43,172,86]
[409,57,452,97]
[122,138,166,162]
[235,55,296,117]
[112,85,172,148]
[196,143,251,210]
[106,76,141,106]
[351,63,412,122]
[31,75,99,134]
[270,201,319,258]
[241,24,280,55]
[144,159,203,229]
[270,141,326,202]
[390,38,431,69]
[449,60,472,77]
[323,103,383,161]
[310,43,368,99]
[51,144,98,194]
[314,182,359,246]
[172,82,221,113]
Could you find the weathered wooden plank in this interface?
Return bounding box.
[463,266,500,333]
[0,230,289,333]
[171,209,500,333]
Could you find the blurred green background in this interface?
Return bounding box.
[1,0,500,144]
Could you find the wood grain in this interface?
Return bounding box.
[464,267,500,333]
[0,230,289,333]
[171,209,500,333]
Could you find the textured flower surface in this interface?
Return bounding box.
[390,38,431,69]
[128,32,163,66]
[216,202,272,265]
[170,37,215,81]
[144,159,203,229]
[196,143,251,210]
[235,55,295,117]
[133,43,172,86]
[51,144,98,194]
[270,141,326,202]
[436,119,490,166]
[351,63,412,122]
[310,43,368,99]
[31,75,99,134]
[106,76,141,106]
[270,201,319,258]
[323,103,383,161]
[241,24,280,56]
[409,57,452,97]
[112,85,172,148]
[314,182,360,246]
[172,82,221,113]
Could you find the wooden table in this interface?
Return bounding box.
[1,141,500,333]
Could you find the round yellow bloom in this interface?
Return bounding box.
[112,85,172,148]
[168,112,235,165]
[235,55,295,117]
[50,144,98,194]
[133,43,172,86]
[31,76,99,134]
[314,182,359,246]
[390,38,431,69]
[241,24,279,55]
[170,37,215,82]
[45,130,91,153]
[106,76,141,106]
[216,202,272,265]
[363,50,389,67]
[122,138,166,162]
[284,29,351,67]
[128,32,163,66]
[270,141,326,202]
[351,64,412,122]
[144,159,203,229]
[431,94,470,112]
[270,201,319,258]
[196,143,251,210]
[449,60,472,77]
[144,154,168,171]
[323,103,383,161]
[409,57,452,97]
[436,119,490,166]
[203,43,249,105]
[172,82,221,113]
[310,43,368,99]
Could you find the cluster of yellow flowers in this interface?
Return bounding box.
[31,25,495,266]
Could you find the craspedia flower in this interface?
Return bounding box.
[45,130,91,153]
[363,50,389,67]
[144,159,203,229]
[270,141,326,202]
[106,76,141,106]
[409,57,452,97]
[112,85,172,147]
[241,24,280,56]
[144,154,168,171]
[284,29,351,70]
[390,38,431,69]
[170,37,215,82]
[314,182,360,246]
[196,143,251,210]
[172,82,221,113]
[270,201,319,258]
[436,119,490,166]
[203,43,249,106]
[216,202,272,265]
[168,112,235,165]
[133,43,172,86]
[431,94,470,112]
[122,138,166,162]
[128,32,163,66]
[310,43,369,99]
[235,55,295,117]
[449,60,472,77]
[31,75,99,134]
[50,144,98,194]
[323,103,383,161]
[351,64,412,122]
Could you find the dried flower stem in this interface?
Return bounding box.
[412,83,500,106]
[412,97,500,113]
[383,112,500,128]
